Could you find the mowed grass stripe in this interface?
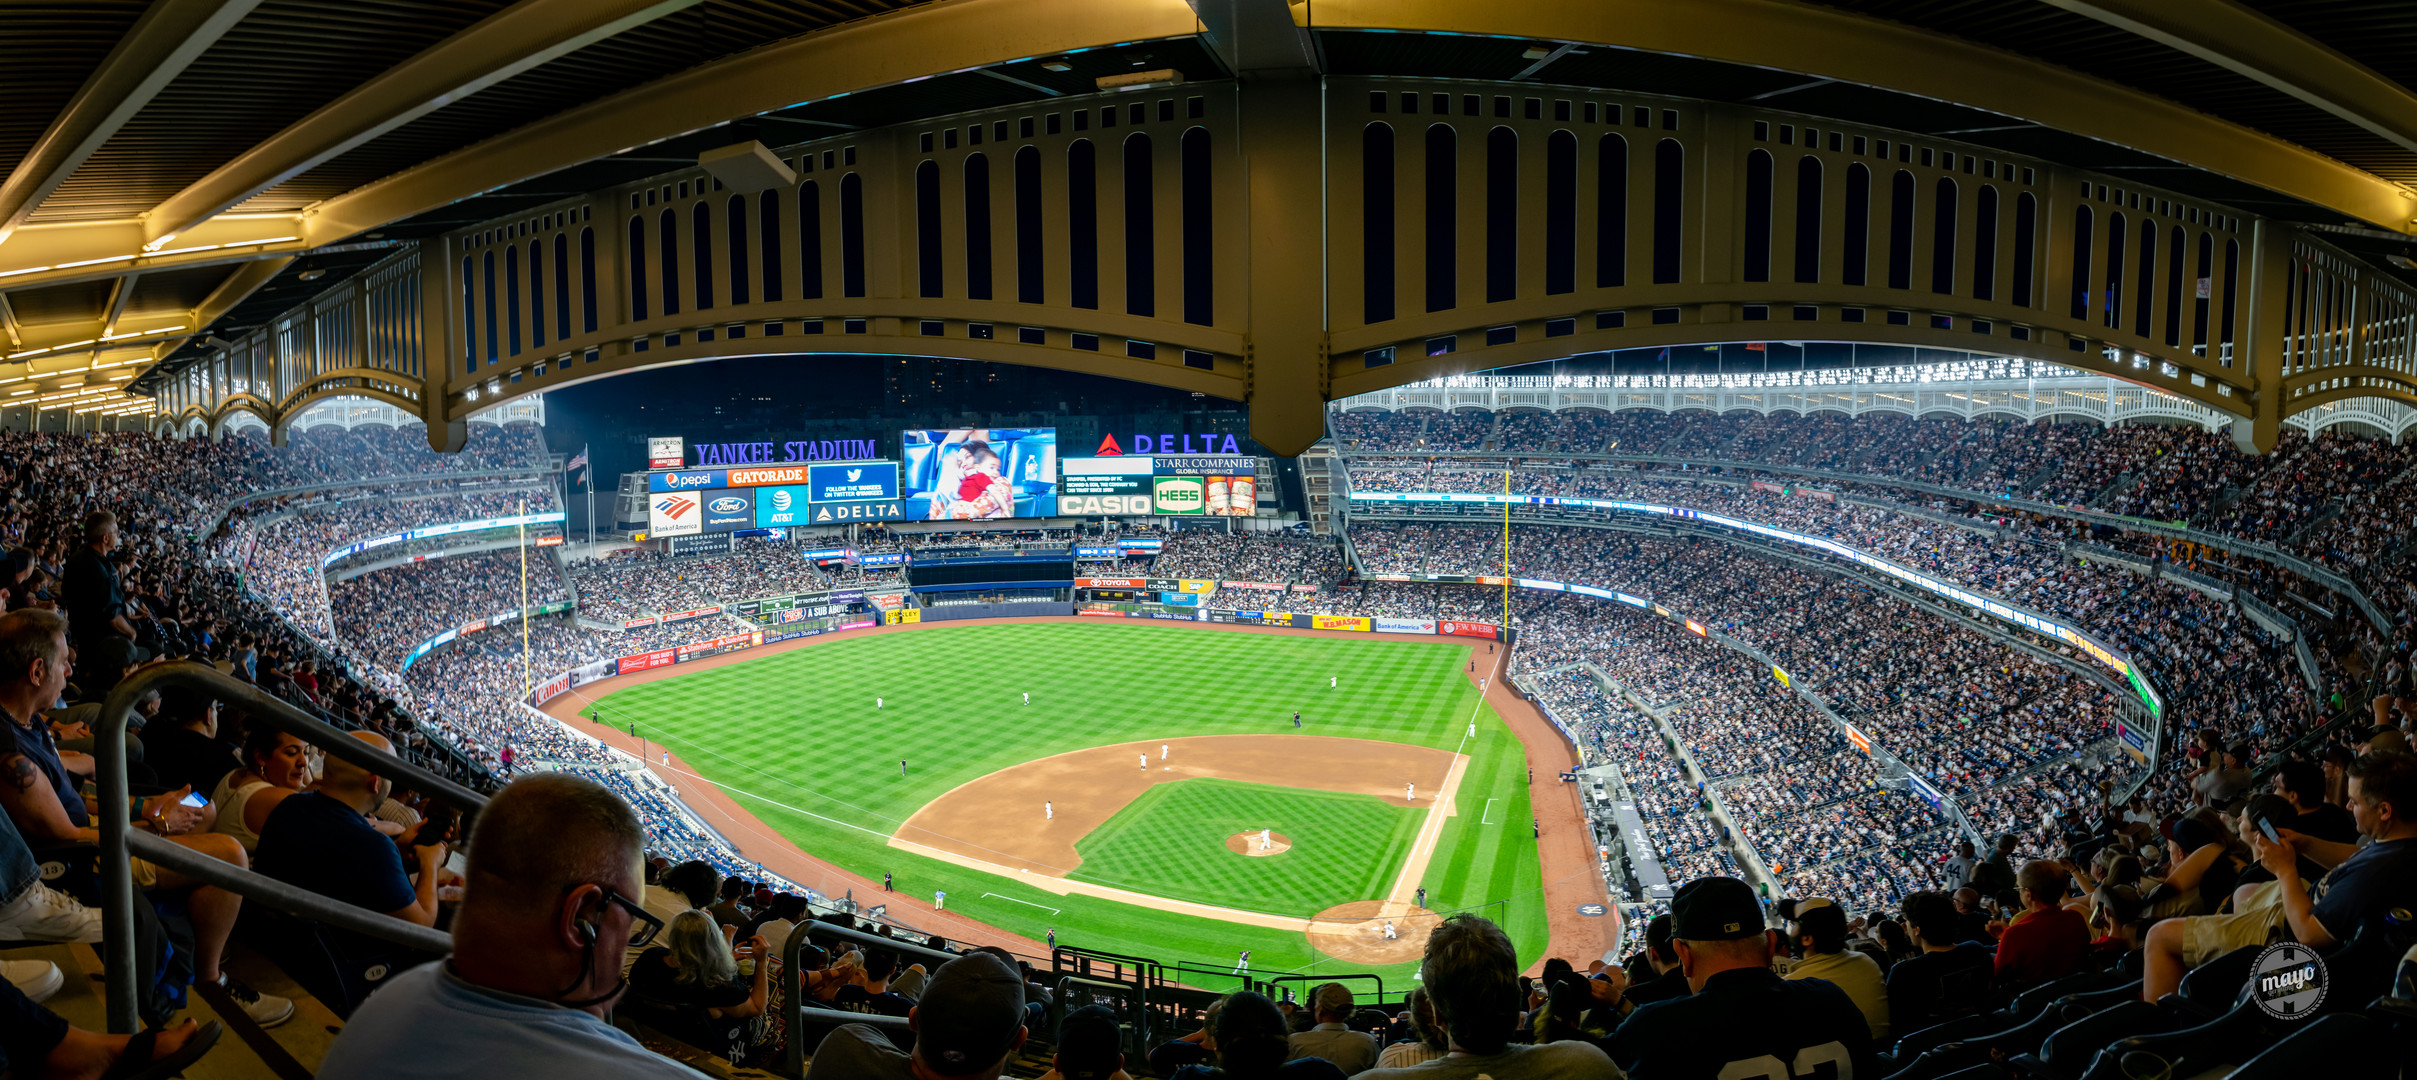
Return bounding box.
[577,622,1543,981]
[1068,778,1422,917]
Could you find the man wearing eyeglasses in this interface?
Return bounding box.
[320,773,701,1079]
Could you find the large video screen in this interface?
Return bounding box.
[900,428,1057,520]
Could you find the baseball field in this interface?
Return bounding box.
[570,620,1547,985]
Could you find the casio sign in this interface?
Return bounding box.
[661,471,717,490]
[709,496,747,514]
[770,490,793,511]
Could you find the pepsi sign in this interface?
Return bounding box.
[648,469,725,492]
[754,485,813,527]
[699,488,755,531]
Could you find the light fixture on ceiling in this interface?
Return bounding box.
[1097,69,1183,92]
[297,267,326,282]
[1040,60,1071,72]
[1522,45,1552,60]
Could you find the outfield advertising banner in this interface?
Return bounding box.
[662,605,723,625]
[1311,614,1371,631]
[676,632,759,661]
[856,552,910,567]
[1075,577,1148,588]
[1440,620,1500,639]
[620,648,677,672]
[1376,617,1438,634]
[886,609,922,625]
[620,617,657,630]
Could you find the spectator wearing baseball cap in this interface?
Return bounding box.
[1043,1005,1131,1080]
[1610,878,1874,1080]
[1359,915,1618,1079]
[1621,915,1690,1006]
[1776,898,1889,1043]
[805,951,1028,1080]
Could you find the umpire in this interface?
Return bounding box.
[1609,877,1876,1080]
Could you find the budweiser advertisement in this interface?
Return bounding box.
[619,648,676,672]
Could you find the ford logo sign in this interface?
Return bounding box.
[709,497,746,514]
[663,472,716,489]
[770,490,792,511]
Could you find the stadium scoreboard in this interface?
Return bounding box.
[1057,453,1266,516]
[648,460,906,534]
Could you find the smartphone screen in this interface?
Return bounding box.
[2257,816,2280,843]
[179,791,210,808]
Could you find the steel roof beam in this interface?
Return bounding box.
[306,0,1204,243]
[1305,0,2417,232]
[141,0,713,248]
[0,0,263,248]
[2042,0,2417,159]
[1187,0,1319,76]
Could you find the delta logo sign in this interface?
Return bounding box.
[1094,432,1245,456]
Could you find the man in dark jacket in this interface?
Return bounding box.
[1611,877,1876,1080]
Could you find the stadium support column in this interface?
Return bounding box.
[2232,219,2294,455]
[1240,78,1329,458]
[419,234,469,453]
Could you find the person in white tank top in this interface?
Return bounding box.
[211,728,310,852]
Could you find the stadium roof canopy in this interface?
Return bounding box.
[9,0,2417,450]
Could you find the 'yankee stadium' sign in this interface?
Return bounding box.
[692,438,880,466]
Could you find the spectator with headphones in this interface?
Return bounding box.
[319,773,680,1079]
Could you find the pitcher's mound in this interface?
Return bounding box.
[1305,901,1439,964]
[1226,832,1292,856]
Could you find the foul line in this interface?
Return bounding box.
[983,893,1062,915]
[1481,798,1499,825]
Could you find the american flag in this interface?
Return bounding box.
[565,445,590,488]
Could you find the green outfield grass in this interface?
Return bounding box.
[573,620,1544,985]
[1069,778,1422,918]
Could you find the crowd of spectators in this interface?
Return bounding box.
[1147,530,1348,584]
[568,541,827,622]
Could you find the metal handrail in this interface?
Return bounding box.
[125,831,451,956]
[1256,972,1387,1008]
[781,919,964,1077]
[97,661,485,1031]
